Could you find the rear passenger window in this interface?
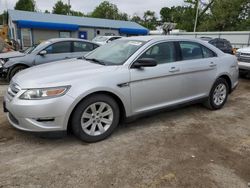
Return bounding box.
[73,41,94,52]
[139,42,176,64]
[202,46,216,58]
[180,42,203,60]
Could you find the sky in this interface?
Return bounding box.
[0,0,185,17]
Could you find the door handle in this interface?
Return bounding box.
[65,57,71,59]
[169,67,180,73]
[209,62,216,67]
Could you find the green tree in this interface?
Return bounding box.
[131,15,143,25]
[0,11,8,25]
[160,6,195,31]
[198,0,250,31]
[14,0,36,12]
[70,10,84,17]
[91,1,127,20]
[52,0,71,15]
[142,10,158,30]
[91,1,119,19]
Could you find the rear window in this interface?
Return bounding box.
[179,41,216,60]
[180,42,203,60]
[73,41,95,52]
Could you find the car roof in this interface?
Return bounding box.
[122,35,200,42]
[47,38,99,45]
[94,36,123,39]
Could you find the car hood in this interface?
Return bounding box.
[13,59,119,88]
[237,47,250,53]
[0,51,25,59]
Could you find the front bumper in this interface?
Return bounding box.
[238,61,250,71]
[4,91,74,132]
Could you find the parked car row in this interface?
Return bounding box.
[200,37,234,55]
[3,36,239,142]
[235,46,250,77]
[0,38,100,81]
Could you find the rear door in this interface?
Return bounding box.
[176,41,218,100]
[34,41,73,65]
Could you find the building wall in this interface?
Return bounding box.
[172,31,250,48]
[32,29,58,44]
[95,28,119,38]
[78,27,120,40]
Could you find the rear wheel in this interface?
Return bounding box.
[71,94,120,142]
[7,65,27,82]
[204,78,229,110]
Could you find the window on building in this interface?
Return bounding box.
[59,31,70,38]
[21,28,32,48]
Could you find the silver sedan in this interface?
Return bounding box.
[4,36,239,142]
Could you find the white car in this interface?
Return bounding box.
[236,47,250,76]
[92,36,124,45]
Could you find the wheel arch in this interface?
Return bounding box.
[66,90,127,131]
[217,74,232,93]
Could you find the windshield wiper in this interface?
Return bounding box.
[84,57,106,65]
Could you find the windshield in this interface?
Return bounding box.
[85,40,145,65]
[23,45,37,54]
[31,41,52,53]
[92,36,109,42]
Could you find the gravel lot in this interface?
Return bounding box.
[0,78,250,188]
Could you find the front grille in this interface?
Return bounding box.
[240,53,250,56]
[238,56,250,63]
[7,82,21,99]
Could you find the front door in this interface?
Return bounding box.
[35,41,73,65]
[130,41,183,114]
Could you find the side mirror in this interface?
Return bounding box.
[132,58,157,68]
[39,50,47,56]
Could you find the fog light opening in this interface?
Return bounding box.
[36,117,55,122]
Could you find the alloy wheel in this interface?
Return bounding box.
[81,102,114,136]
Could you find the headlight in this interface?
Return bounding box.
[19,86,70,100]
[0,59,4,68]
[235,52,240,57]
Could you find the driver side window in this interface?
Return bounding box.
[45,41,72,54]
[139,42,176,64]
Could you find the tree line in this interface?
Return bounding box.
[0,0,249,32]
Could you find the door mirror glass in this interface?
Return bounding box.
[133,58,157,68]
[39,50,47,56]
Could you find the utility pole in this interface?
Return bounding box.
[193,0,199,32]
[68,0,71,15]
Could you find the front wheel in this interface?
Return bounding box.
[71,94,120,142]
[204,78,229,110]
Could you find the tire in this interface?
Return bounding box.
[71,94,120,142]
[7,65,27,82]
[204,78,229,110]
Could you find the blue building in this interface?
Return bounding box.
[8,9,148,48]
